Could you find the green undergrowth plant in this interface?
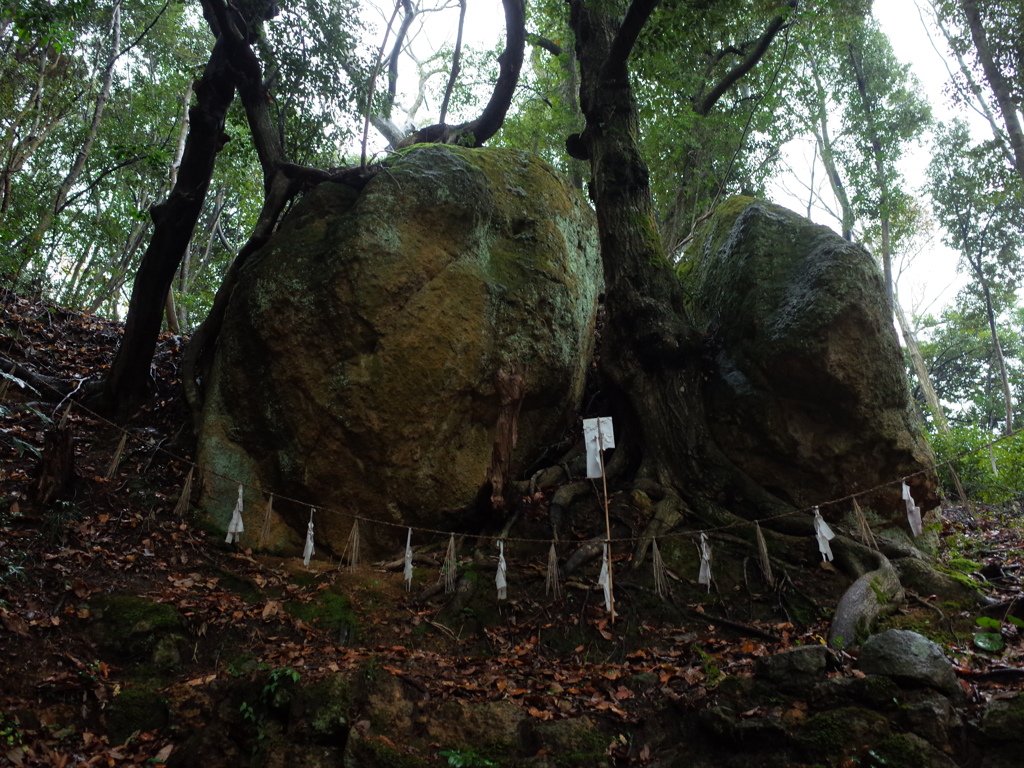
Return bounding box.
[440,749,498,767]
[0,712,23,748]
[973,614,1024,652]
[928,425,1024,503]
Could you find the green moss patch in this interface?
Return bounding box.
[285,588,357,641]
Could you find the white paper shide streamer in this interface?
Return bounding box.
[403,528,414,590]
[495,540,507,600]
[697,533,712,588]
[583,417,615,479]
[813,507,835,562]
[598,543,612,611]
[302,508,315,567]
[225,484,244,544]
[902,480,923,537]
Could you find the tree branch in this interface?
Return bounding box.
[117,0,170,59]
[387,0,415,108]
[527,32,562,57]
[959,0,1024,183]
[402,0,525,147]
[694,0,798,116]
[438,0,466,123]
[602,0,661,82]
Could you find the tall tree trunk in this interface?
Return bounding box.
[959,0,1024,182]
[848,40,894,312]
[2,48,72,230]
[809,63,854,240]
[568,0,796,538]
[61,240,95,306]
[977,269,1014,434]
[894,297,970,503]
[23,1,121,258]
[95,38,236,416]
[894,298,947,431]
[926,1,1013,166]
[163,81,193,332]
[88,216,150,313]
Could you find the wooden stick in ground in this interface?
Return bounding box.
[598,419,615,623]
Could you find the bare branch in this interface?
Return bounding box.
[362,0,405,167]
[117,0,170,59]
[438,0,466,123]
[527,33,562,57]
[387,0,414,108]
[402,0,525,147]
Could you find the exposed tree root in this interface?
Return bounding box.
[827,537,903,649]
[0,356,82,400]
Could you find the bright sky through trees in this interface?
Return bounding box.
[366,0,991,319]
[770,0,991,318]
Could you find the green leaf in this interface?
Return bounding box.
[1007,616,1024,629]
[976,616,1002,629]
[23,404,52,425]
[0,370,37,394]
[973,632,1005,652]
[10,437,41,458]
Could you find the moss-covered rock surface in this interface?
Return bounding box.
[682,197,938,535]
[198,145,601,556]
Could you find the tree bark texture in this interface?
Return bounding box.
[568,0,798,537]
[32,421,75,509]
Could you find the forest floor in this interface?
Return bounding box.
[1,291,1024,767]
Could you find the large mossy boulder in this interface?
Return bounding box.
[198,145,601,555]
[684,197,938,536]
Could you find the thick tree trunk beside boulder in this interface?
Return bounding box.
[197,145,602,556]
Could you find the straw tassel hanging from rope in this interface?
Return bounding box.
[173,468,193,518]
[652,538,668,598]
[441,534,457,593]
[852,498,878,551]
[342,521,361,572]
[106,433,126,480]
[258,494,275,552]
[545,542,561,599]
[755,523,773,587]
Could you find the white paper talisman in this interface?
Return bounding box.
[813,507,835,562]
[583,417,615,479]
[225,484,244,544]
